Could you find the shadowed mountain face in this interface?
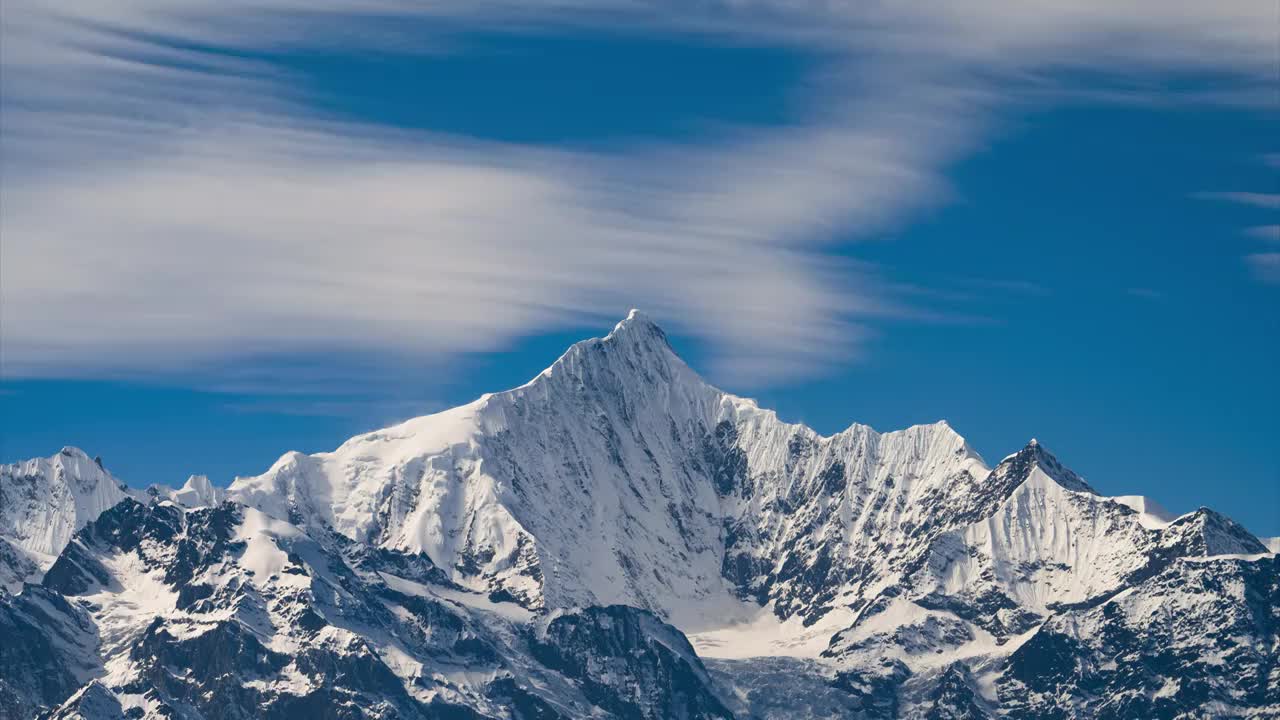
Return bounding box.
[3,313,1276,719]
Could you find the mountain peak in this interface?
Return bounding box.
[607,309,668,344]
[167,474,224,508]
[532,310,684,383]
[52,447,110,476]
[620,307,650,325]
[1,446,132,562]
[525,310,686,393]
[995,438,1094,494]
[1161,507,1268,556]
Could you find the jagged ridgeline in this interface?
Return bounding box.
[2,312,1277,719]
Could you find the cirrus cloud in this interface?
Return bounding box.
[2,0,1276,389]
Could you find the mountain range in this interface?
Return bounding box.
[2,311,1276,719]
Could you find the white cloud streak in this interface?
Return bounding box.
[1195,192,1280,210]
[1245,253,1280,285]
[1244,226,1280,243]
[4,105,959,384]
[2,0,1276,388]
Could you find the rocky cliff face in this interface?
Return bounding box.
[2,312,1275,718]
[5,498,731,719]
[0,451,226,595]
[1001,554,1279,718]
[0,448,133,592]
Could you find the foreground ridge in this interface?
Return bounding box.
[2,312,1276,719]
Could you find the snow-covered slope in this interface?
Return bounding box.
[229,311,991,629]
[143,475,225,508]
[999,553,1279,717]
[0,448,140,593]
[230,312,735,622]
[0,448,130,561]
[1109,494,1176,529]
[0,450,224,594]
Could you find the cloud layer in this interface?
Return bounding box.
[3,89,971,384]
[2,0,1275,388]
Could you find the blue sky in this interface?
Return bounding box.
[2,4,1277,535]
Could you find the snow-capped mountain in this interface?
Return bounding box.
[0,451,223,594]
[0,448,135,593]
[228,311,994,631]
[2,311,1276,718]
[0,448,130,559]
[144,475,226,509]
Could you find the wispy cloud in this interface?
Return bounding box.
[1126,288,1165,300]
[2,93,973,385]
[1245,253,1280,285]
[1193,153,1280,285]
[223,396,445,421]
[1243,226,1280,242]
[1193,192,1280,210]
[955,278,1052,297]
[2,0,1275,388]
